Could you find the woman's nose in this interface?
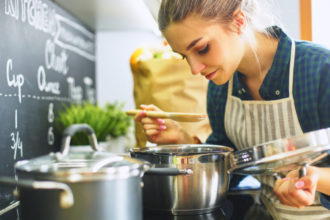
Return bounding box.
[187,57,206,75]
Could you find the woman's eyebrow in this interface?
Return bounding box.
[186,37,203,50]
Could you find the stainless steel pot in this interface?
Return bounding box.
[131,128,330,216]
[130,145,233,215]
[0,124,149,220]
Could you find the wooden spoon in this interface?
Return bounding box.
[125,109,207,122]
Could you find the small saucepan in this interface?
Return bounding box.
[130,144,233,215]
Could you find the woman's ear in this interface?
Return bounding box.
[232,9,246,35]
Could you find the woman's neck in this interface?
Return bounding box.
[237,31,279,99]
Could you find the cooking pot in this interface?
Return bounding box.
[0,124,149,220]
[130,145,233,215]
[130,128,330,215]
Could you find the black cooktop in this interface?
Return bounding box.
[142,191,273,220]
[143,208,226,220]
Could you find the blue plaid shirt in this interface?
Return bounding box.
[205,27,330,209]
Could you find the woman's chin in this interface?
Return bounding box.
[212,77,228,85]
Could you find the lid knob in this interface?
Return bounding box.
[57,124,100,160]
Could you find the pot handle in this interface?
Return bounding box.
[59,124,99,158]
[145,168,193,176]
[0,177,74,209]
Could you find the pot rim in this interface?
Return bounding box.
[130,144,233,156]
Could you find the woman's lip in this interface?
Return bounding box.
[205,69,218,80]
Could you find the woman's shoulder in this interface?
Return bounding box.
[295,40,330,63]
[294,40,330,78]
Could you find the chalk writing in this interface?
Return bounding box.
[47,103,54,145]
[6,59,24,103]
[37,65,61,94]
[0,0,95,218]
[67,77,82,103]
[5,0,58,36]
[48,102,54,123]
[47,127,54,145]
[5,0,19,20]
[45,39,69,75]
[84,77,95,104]
[55,14,95,61]
[10,109,23,160]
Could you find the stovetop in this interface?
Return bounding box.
[143,208,226,220]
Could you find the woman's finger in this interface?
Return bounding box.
[274,177,288,191]
[275,180,294,206]
[141,116,157,124]
[134,109,147,122]
[274,178,289,204]
[290,174,318,207]
[275,178,302,207]
[143,123,167,132]
[141,117,166,126]
[291,184,315,207]
[140,104,162,111]
[277,179,315,208]
[145,128,162,137]
[286,180,311,208]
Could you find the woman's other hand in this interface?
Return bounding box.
[134,104,195,144]
[273,166,319,208]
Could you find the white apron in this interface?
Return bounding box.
[224,41,330,220]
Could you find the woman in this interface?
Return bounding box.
[135,0,330,219]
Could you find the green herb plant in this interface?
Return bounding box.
[55,102,132,145]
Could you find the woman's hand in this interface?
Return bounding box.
[134,104,195,144]
[274,166,319,208]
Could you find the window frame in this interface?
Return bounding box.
[300,0,312,41]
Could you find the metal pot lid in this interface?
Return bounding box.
[15,124,149,182]
[229,127,330,175]
[15,151,148,181]
[130,144,233,156]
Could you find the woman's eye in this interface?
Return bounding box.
[198,44,209,55]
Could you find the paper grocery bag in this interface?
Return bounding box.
[131,57,211,147]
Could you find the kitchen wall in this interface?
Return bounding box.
[96,0,300,109]
[96,31,162,108]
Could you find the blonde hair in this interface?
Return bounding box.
[158,0,277,40]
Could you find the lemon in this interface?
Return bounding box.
[130,47,144,65]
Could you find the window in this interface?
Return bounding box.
[300,0,330,48]
[311,0,330,48]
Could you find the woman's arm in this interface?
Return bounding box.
[316,167,330,195]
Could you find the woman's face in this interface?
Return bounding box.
[163,14,245,85]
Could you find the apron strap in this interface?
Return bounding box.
[288,40,296,97]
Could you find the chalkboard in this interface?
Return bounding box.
[0,0,96,218]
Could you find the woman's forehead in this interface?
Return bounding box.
[164,26,200,52]
[163,16,220,51]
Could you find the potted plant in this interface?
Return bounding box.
[55,102,134,153]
